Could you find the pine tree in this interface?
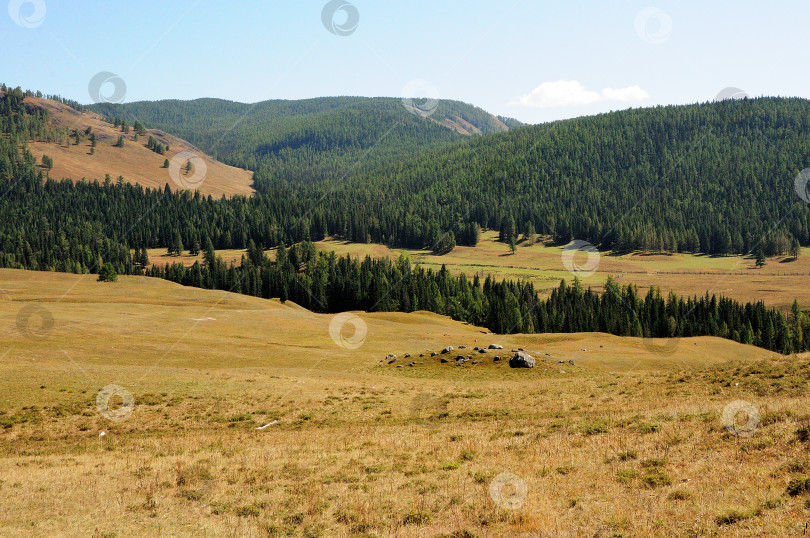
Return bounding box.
[97,262,118,282]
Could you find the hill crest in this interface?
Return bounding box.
[25,97,255,198]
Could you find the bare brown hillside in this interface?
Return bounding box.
[25,97,254,198]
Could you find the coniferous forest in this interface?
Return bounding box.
[2,84,810,354]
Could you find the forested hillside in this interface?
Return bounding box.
[4,84,810,353]
[90,96,517,191]
[93,95,810,255]
[318,97,810,254]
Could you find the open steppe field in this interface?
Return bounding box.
[316,232,810,311]
[2,269,810,536]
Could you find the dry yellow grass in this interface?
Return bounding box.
[24,97,254,198]
[1,269,808,537]
[317,232,810,310]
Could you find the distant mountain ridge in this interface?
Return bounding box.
[90,96,521,192]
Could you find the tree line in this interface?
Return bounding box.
[147,243,810,355]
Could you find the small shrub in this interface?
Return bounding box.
[582,419,610,435]
[235,505,260,518]
[715,508,760,526]
[179,489,203,501]
[786,477,810,496]
[641,471,672,488]
[402,510,431,525]
[667,489,692,501]
[617,469,637,484]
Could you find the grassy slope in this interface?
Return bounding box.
[25,97,254,198]
[3,269,810,536]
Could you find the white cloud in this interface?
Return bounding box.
[600,85,650,102]
[512,80,650,109]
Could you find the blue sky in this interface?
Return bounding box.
[2,0,809,124]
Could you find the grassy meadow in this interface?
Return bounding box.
[2,269,810,536]
[316,231,810,310]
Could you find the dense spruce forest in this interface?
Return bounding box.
[92,95,810,255]
[2,83,810,354]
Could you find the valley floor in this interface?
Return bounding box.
[0,269,808,536]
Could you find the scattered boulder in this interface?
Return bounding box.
[518,348,524,351]
[493,356,501,362]
[419,354,424,357]
[455,355,466,361]
[488,344,503,350]
[441,346,454,354]
[509,352,536,368]
[479,349,487,354]
[473,346,480,351]
[472,361,479,365]
[388,359,396,364]
[467,355,473,360]
[404,354,411,358]
[440,358,449,363]
[511,349,518,352]
[459,345,467,349]
[568,360,575,366]
[396,365,403,368]
[431,352,438,357]
[386,354,396,360]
